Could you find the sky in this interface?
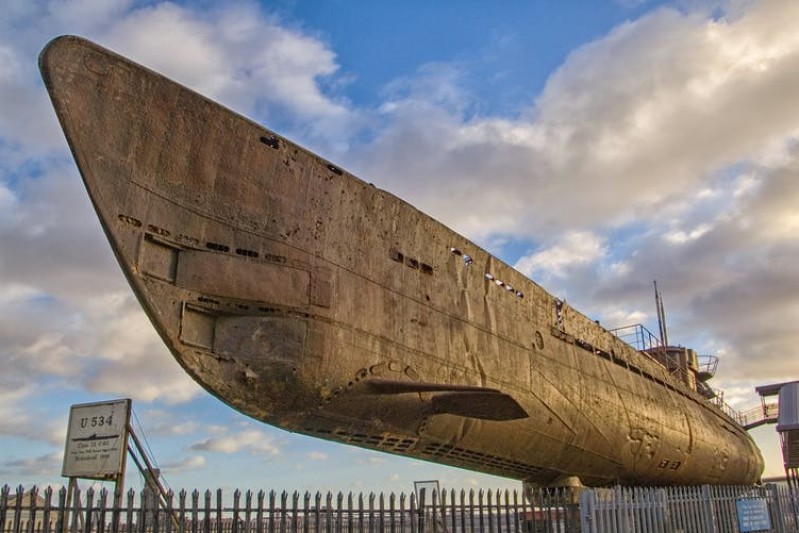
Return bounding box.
[1,0,798,495]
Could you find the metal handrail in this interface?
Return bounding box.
[610,324,662,352]
[697,355,719,380]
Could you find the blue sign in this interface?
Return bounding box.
[736,498,771,532]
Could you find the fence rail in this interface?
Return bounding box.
[2,483,797,533]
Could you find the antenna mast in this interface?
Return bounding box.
[654,280,669,347]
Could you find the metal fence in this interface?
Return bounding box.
[580,484,799,533]
[2,483,797,533]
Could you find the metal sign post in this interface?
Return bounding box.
[62,397,179,531]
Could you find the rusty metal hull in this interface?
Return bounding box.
[40,36,764,486]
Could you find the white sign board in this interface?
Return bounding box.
[62,399,131,479]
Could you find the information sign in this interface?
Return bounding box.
[736,498,771,533]
[62,399,131,479]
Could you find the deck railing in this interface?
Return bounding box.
[610,323,662,352]
[738,402,781,430]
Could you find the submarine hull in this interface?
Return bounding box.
[40,36,764,486]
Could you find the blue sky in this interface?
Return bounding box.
[2,0,799,494]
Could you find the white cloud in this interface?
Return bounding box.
[0,280,203,405]
[357,455,386,466]
[0,188,17,229]
[190,429,281,456]
[162,454,207,472]
[540,149,799,381]
[96,1,355,146]
[133,409,200,436]
[663,223,712,244]
[0,386,62,445]
[308,452,328,461]
[170,421,201,436]
[381,63,470,116]
[1,452,63,477]
[357,1,799,242]
[515,231,606,279]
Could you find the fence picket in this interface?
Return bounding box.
[12,487,23,533]
[325,492,333,533]
[297,492,306,533]
[669,487,681,531]
[367,493,375,533]
[243,491,252,533]
[278,491,287,533]
[335,492,344,533]
[356,494,364,533]
[290,491,299,533]
[26,487,39,533]
[232,490,240,533]
[397,493,404,533]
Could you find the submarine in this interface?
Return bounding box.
[40,36,764,487]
